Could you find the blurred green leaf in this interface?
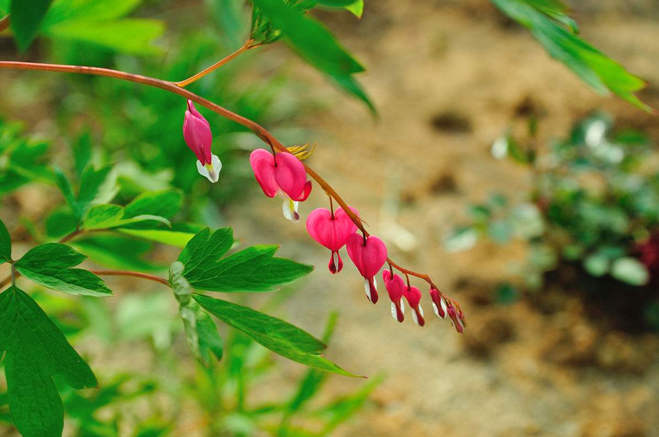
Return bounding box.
[491,0,652,112]
[443,226,478,252]
[251,0,374,112]
[53,165,81,221]
[344,0,363,18]
[610,257,649,286]
[583,252,610,277]
[16,243,113,297]
[10,0,55,51]
[77,165,118,218]
[0,217,11,264]
[319,373,384,433]
[72,236,163,272]
[0,286,97,437]
[123,189,182,220]
[83,204,171,231]
[194,295,359,376]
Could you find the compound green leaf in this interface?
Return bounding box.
[194,295,358,376]
[0,286,97,437]
[15,243,113,297]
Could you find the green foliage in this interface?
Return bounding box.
[15,243,113,297]
[10,0,164,54]
[491,0,652,112]
[9,0,55,51]
[251,0,374,112]
[0,120,52,196]
[0,286,97,437]
[0,218,11,263]
[448,113,658,292]
[195,294,358,377]
[178,228,314,292]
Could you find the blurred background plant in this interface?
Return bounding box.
[445,112,659,331]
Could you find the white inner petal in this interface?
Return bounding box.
[282,199,300,222]
[412,309,419,326]
[390,302,397,321]
[196,154,222,183]
[432,302,439,317]
[363,279,372,302]
[418,304,424,318]
[440,297,448,319]
[400,299,405,315]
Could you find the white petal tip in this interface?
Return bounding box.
[196,155,222,183]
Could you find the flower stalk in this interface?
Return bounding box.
[0,59,463,326]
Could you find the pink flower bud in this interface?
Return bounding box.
[430,287,447,319]
[306,207,358,274]
[346,233,387,304]
[250,149,312,222]
[403,285,425,327]
[383,270,406,322]
[183,100,221,183]
[447,304,465,333]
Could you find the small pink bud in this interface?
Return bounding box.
[447,304,465,333]
[346,233,387,304]
[403,285,425,327]
[383,270,406,322]
[250,149,312,222]
[183,100,221,183]
[306,207,358,274]
[430,287,447,319]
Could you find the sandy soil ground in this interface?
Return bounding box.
[226,1,659,436]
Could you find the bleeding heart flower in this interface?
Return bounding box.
[447,304,465,333]
[383,270,406,322]
[306,207,358,274]
[403,285,425,327]
[430,287,447,319]
[183,100,221,183]
[250,149,312,222]
[346,233,387,304]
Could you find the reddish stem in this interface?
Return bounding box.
[90,270,170,287]
[0,60,451,299]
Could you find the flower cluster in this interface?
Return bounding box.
[182,101,465,332]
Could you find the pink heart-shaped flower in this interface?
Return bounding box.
[346,233,387,304]
[250,150,311,201]
[307,207,359,274]
[383,270,406,322]
[403,285,425,327]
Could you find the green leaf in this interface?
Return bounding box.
[118,227,198,248]
[40,0,142,27]
[72,236,163,272]
[180,228,313,292]
[610,257,649,286]
[45,209,78,239]
[251,0,374,112]
[123,189,182,219]
[170,262,223,365]
[44,19,165,55]
[77,165,118,218]
[194,295,358,376]
[0,286,97,437]
[52,165,81,221]
[83,204,171,231]
[491,0,653,112]
[583,252,610,277]
[9,0,55,51]
[15,243,113,297]
[344,0,363,18]
[0,218,11,264]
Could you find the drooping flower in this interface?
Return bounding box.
[346,233,387,304]
[383,270,406,322]
[429,287,447,319]
[250,149,312,222]
[403,285,425,327]
[306,207,358,274]
[447,303,465,333]
[183,100,221,183]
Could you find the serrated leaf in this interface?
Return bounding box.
[180,230,313,292]
[178,227,234,275]
[491,0,652,112]
[15,243,113,297]
[0,218,11,264]
[194,295,358,376]
[0,286,97,437]
[10,0,55,51]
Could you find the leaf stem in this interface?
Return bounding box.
[0,60,457,306]
[175,39,261,88]
[90,270,170,287]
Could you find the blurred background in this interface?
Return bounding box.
[2,0,659,436]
